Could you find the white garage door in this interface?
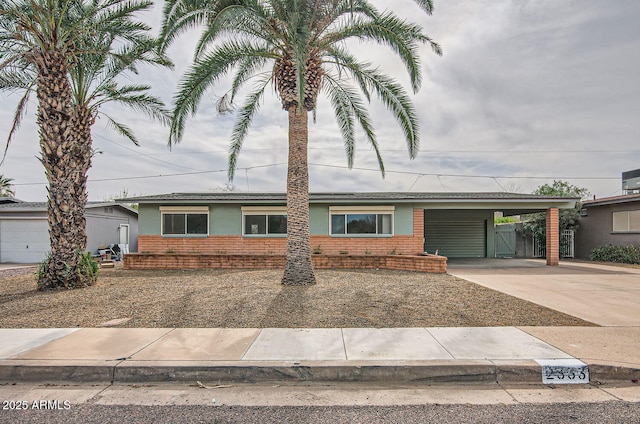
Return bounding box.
[0,219,50,263]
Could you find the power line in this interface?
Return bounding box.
[307,163,621,180]
[11,161,623,187]
[92,132,209,173]
[12,163,286,186]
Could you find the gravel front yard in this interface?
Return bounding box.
[0,266,594,328]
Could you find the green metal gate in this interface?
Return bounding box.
[495,224,516,258]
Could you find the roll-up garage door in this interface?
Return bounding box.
[0,219,50,263]
[424,220,486,258]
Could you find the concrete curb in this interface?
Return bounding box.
[1,361,638,386]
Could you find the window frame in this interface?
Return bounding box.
[612,209,640,233]
[160,206,209,237]
[241,206,288,237]
[329,206,394,237]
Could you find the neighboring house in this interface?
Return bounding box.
[0,201,138,263]
[123,192,576,269]
[575,194,640,259]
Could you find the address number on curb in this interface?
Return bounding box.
[536,359,590,384]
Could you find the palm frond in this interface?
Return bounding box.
[170,40,274,145]
[360,68,420,158]
[194,2,276,59]
[98,84,171,126]
[322,46,371,101]
[323,71,385,176]
[323,74,356,168]
[228,75,271,181]
[320,12,436,92]
[160,0,242,53]
[1,86,33,165]
[103,115,139,146]
[411,0,435,15]
[230,57,269,102]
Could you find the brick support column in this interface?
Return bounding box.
[546,208,559,266]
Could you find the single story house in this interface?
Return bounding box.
[575,193,640,259]
[122,192,576,271]
[0,201,138,263]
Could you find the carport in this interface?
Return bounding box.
[416,193,577,266]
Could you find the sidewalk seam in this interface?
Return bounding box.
[340,329,348,360]
[112,328,176,380]
[425,328,455,359]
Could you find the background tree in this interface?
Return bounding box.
[161,0,441,285]
[0,175,15,197]
[0,0,169,289]
[522,180,590,247]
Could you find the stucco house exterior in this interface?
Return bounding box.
[575,194,640,259]
[0,201,138,263]
[123,192,576,271]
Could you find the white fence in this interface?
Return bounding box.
[534,230,575,258]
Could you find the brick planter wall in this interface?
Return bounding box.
[124,253,447,273]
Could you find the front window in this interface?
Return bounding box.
[161,206,208,236]
[330,207,394,236]
[242,207,287,236]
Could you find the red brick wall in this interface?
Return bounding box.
[138,209,426,256]
[546,208,559,266]
[124,253,447,273]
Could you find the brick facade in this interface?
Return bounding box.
[546,208,560,266]
[137,209,425,256]
[128,209,441,271]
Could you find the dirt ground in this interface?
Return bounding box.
[0,266,594,328]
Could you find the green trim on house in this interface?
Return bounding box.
[394,204,414,235]
[138,204,161,235]
[137,202,415,237]
[212,205,242,235]
[309,204,328,235]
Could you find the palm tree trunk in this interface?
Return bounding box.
[35,51,91,289]
[282,106,316,286]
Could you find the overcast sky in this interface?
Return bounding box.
[1,0,639,201]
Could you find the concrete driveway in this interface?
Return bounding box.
[447,259,640,327]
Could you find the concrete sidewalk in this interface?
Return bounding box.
[1,259,638,386]
[0,326,638,385]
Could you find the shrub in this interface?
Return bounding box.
[589,245,640,264]
[36,250,100,290]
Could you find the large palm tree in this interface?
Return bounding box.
[0,0,170,289]
[161,0,441,285]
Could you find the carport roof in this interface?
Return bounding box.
[121,192,577,212]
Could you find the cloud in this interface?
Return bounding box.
[1,0,638,201]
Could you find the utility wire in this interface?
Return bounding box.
[307,163,621,180]
[93,132,209,173]
[12,163,286,186]
[12,161,621,187]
